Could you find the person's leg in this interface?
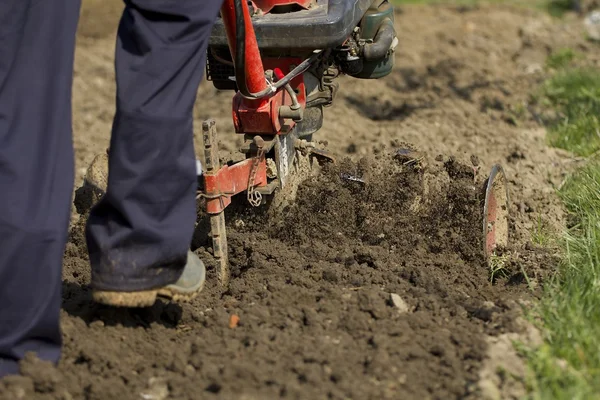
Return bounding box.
[0,0,81,377]
[86,0,223,307]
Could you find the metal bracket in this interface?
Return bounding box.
[201,119,230,289]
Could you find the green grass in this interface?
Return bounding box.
[543,68,600,157]
[523,61,600,399]
[531,214,555,247]
[524,163,600,399]
[546,48,579,70]
[489,252,511,282]
[545,0,577,17]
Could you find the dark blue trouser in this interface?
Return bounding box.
[0,0,223,377]
[85,0,223,292]
[0,0,82,377]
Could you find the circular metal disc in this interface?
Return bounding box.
[483,164,509,260]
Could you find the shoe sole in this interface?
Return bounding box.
[92,280,205,308]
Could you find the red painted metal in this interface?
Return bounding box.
[273,68,285,80]
[204,0,309,216]
[220,0,309,135]
[232,58,306,134]
[204,158,268,214]
[220,0,268,94]
[233,93,281,134]
[253,0,313,13]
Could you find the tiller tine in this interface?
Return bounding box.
[482,164,509,261]
[201,120,229,287]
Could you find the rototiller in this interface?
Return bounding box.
[198,0,402,286]
[79,0,509,290]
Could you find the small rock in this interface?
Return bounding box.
[585,10,600,41]
[184,364,196,378]
[525,63,543,74]
[140,377,169,400]
[58,391,74,400]
[483,301,496,309]
[389,293,410,313]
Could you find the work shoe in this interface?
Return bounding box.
[92,251,206,308]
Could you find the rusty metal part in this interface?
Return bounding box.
[201,120,230,288]
[200,133,268,214]
[294,139,336,165]
[483,164,509,261]
[247,136,266,207]
[240,134,276,154]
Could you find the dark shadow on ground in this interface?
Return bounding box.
[61,281,182,329]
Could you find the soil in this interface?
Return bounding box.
[1,1,595,400]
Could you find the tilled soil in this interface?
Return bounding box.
[1,2,593,400]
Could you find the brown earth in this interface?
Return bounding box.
[0,1,594,400]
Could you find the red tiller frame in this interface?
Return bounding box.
[203,0,307,215]
[233,57,306,135]
[202,0,313,288]
[253,0,312,13]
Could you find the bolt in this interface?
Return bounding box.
[253,135,265,149]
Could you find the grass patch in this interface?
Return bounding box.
[531,214,555,247]
[542,68,600,157]
[489,252,511,282]
[550,115,600,157]
[545,0,576,17]
[524,58,600,399]
[546,48,580,70]
[524,163,600,399]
